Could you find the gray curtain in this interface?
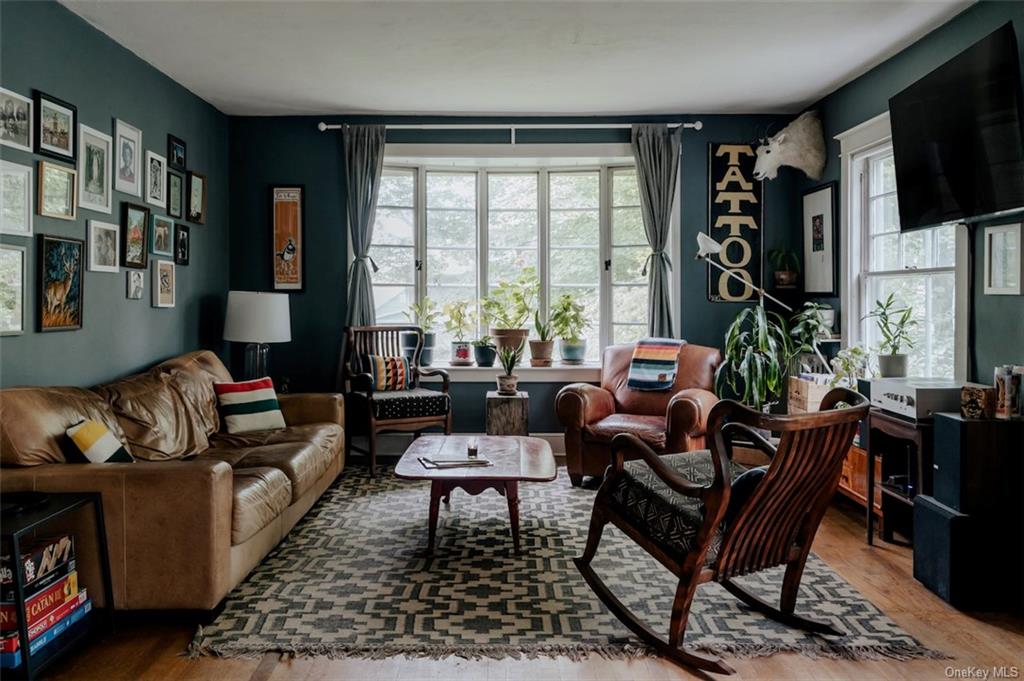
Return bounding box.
[631,124,680,338]
[342,124,387,326]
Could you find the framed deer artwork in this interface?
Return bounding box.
[38,234,84,332]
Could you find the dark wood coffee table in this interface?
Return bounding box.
[394,435,557,554]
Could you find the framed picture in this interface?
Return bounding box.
[167,134,186,171]
[0,243,26,335]
[174,223,190,266]
[38,234,84,332]
[37,161,77,221]
[187,171,206,224]
[151,214,174,257]
[78,124,112,214]
[801,182,838,295]
[34,91,76,162]
[0,160,33,237]
[983,223,1022,295]
[88,220,119,273]
[152,259,175,308]
[145,151,167,209]
[167,170,184,219]
[126,270,144,300]
[121,202,150,269]
[0,88,32,153]
[272,185,304,291]
[114,119,142,196]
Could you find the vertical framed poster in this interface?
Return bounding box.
[271,185,304,292]
[802,182,838,295]
[707,143,763,302]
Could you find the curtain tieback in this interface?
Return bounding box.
[641,251,672,276]
[355,254,379,273]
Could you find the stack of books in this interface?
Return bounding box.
[0,535,92,668]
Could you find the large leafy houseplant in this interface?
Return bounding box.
[716,305,794,411]
[481,267,539,350]
[863,293,917,377]
[789,302,833,373]
[549,293,589,365]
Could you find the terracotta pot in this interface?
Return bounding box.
[490,328,528,352]
[877,354,908,378]
[529,339,553,367]
[450,341,473,366]
[496,374,519,395]
[774,270,798,287]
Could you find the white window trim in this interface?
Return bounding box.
[836,112,969,381]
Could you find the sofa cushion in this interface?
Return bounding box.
[205,441,334,503]
[231,467,292,545]
[210,423,342,460]
[584,413,667,450]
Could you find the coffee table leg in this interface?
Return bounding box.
[505,481,521,554]
[428,480,444,553]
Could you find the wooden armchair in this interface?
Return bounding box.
[575,388,869,674]
[341,325,452,476]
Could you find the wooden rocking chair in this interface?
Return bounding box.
[574,388,869,674]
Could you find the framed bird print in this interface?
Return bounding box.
[271,185,304,291]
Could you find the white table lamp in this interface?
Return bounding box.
[223,291,291,379]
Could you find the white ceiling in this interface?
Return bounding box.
[61,0,970,117]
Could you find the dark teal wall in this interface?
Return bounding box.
[0,1,230,388]
[803,0,1024,380]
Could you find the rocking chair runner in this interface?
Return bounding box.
[574,387,869,675]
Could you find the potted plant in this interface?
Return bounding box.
[472,335,497,367]
[403,297,440,366]
[768,248,800,287]
[550,293,589,365]
[716,305,794,412]
[530,312,554,367]
[443,300,475,366]
[789,302,833,373]
[829,345,871,388]
[481,267,539,351]
[496,342,524,395]
[863,293,916,377]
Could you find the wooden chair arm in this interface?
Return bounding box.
[350,372,375,397]
[610,433,710,500]
[417,367,450,393]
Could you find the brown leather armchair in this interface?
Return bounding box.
[555,342,722,486]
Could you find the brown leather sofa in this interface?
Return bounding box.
[555,342,721,486]
[0,351,344,613]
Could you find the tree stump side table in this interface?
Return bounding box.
[486,390,529,436]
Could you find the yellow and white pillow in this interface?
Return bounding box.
[66,420,134,463]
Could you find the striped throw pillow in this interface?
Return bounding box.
[214,377,287,434]
[66,420,134,463]
[359,355,410,391]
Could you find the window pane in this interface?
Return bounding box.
[927,272,956,378]
[488,210,537,248]
[374,207,415,245]
[870,234,900,271]
[869,195,899,235]
[378,169,415,207]
[489,248,536,284]
[551,247,599,285]
[934,224,956,268]
[612,168,640,207]
[551,285,600,362]
[613,285,647,324]
[613,207,646,245]
[550,173,599,209]
[369,245,414,285]
[613,324,647,345]
[426,210,475,247]
[489,174,537,210]
[902,229,928,269]
[550,210,599,245]
[865,273,954,378]
[869,155,896,196]
[612,246,648,284]
[427,249,476,286]
[427,173,475,209]
[373,285,415,324]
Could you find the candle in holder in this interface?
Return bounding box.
[467,437,478,458]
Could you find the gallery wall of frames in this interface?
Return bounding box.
[0,0,229,388]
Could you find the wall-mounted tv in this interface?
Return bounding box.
[889,22,1024,232]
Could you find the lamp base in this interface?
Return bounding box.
[243,343,270,380]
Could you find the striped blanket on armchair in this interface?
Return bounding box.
[626,337,686,391]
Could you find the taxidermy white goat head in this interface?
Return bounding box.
[753,111,826,181]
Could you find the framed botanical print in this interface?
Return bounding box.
[0,243,26,335]
[152,259,175,308]
[121,202,150,269]
[0,160,33,237]
[38,234,84,332]
[167,134,186,171]
[167,170,184,219]
[114,119,142,196]
[34,91,76,162]
[187,170,206,224]
[0,88,32,153]
[88,220,119,273]
[174,223,190,266]
[37,161,77,221]
[78,124,112,214]
[151,214,174,257]
[271,185,304,291]
[145,150,167,209]
[802,182,838,295]
[126,270,144,300]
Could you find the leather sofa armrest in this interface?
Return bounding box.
[278,393,345,428]
[0,459,233,610]
[666,388,719,451]
[555,383,615,429]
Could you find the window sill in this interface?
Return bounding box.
[418,362,601,383]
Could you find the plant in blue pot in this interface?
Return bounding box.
[403,297,440,366]
[550,293,589,365]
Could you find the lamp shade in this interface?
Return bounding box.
[695,233,724,258]
[223,291,291,343]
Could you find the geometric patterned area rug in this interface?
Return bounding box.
[190,465,944,663]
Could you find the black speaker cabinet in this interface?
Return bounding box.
[932,413,1024,515]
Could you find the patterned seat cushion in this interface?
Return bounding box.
[607,450,747,563]
[362,388,450,421]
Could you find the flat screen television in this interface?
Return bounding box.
[889,22,1024,231]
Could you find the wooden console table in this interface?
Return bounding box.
[865,408,934,545]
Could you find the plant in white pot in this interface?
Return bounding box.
[442,300,475,366]
[496,342,524,395]
[403,297,440,366]
[529,312,554,367]
[863,293,916,377]
[481,267,539,351]
[550,293,589,365]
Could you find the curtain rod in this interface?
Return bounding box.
[316,121,703,132]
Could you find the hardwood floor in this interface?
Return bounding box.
[47,501,1023,681]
